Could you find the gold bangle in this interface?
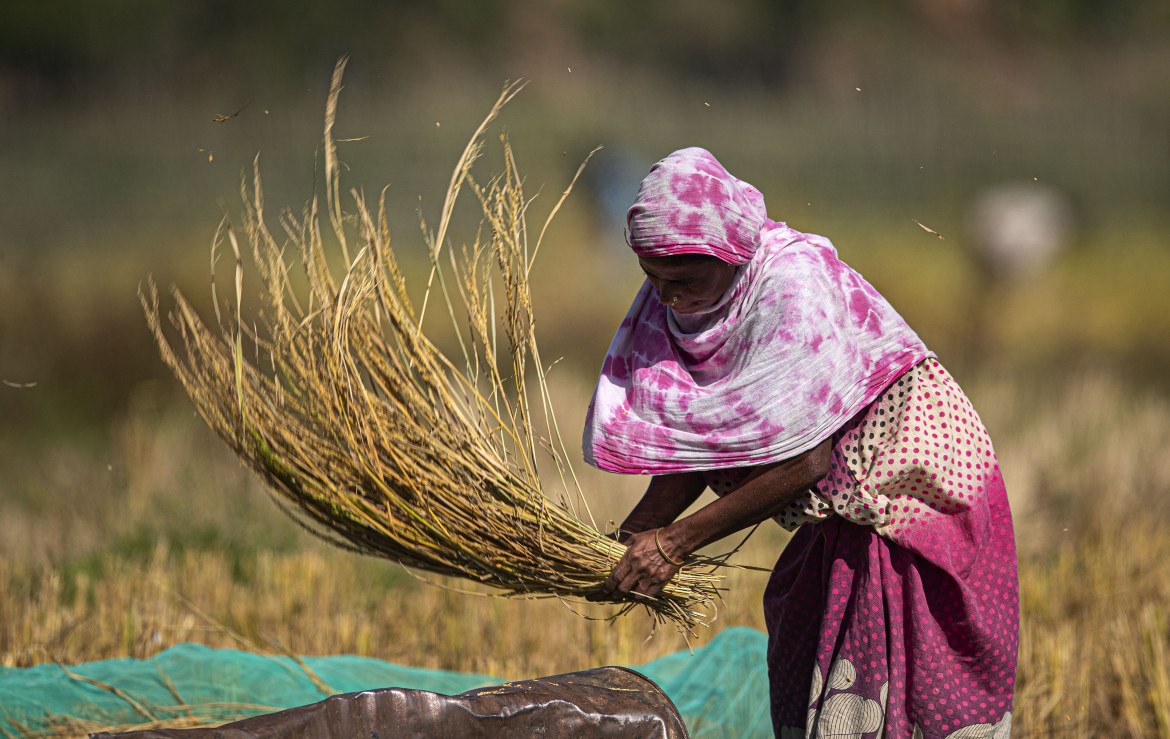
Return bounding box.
[655,528,685,567]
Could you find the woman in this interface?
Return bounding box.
[586,148,1018,738]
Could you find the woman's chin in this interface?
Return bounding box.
[670,300,711,314]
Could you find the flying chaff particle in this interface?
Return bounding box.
[913,219,944,239]
[213,98,253,123]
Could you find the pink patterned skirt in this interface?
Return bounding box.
[706,358,1018,738]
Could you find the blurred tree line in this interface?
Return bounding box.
[3,0,1168,101]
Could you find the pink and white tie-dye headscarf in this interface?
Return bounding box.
[583,149,932,474]
[626,148,765,265]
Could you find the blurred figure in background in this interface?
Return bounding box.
[968,182,1075,282]
[963,182,1076,366]
[588,148,1018,738]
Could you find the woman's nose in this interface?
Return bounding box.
[657,284,681,305]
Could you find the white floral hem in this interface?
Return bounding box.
[778,657,1012,738]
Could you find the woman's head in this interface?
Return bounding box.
[626,147,767,266]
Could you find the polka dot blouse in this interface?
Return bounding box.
[703,358,997,535]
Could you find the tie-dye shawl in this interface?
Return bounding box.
[583,150,931,474]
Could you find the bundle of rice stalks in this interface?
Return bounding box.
[141,58,725,635]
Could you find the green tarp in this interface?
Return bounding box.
[0,626,771,737]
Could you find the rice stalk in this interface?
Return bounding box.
[140,57,725,635]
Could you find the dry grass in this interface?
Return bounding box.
[0,527,773,679]
[978,370,1170,737]
[139,58,724,636]
[1013,521,1170,737]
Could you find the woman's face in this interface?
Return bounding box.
[638,254,738,314]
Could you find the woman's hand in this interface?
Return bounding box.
[596,528,685,601]
[587,441,833,604]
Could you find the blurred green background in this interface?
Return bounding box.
[2,0,1169,541]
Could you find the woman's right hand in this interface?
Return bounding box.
[588,527,671,602]
[597,528,685,601]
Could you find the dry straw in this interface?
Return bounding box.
[141,58,728,635]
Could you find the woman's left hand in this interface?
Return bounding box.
[596,528,685,601]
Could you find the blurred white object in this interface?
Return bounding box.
[968,183,1075,280]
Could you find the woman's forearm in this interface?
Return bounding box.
[618,471,708,538]
[658,438,832,560]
